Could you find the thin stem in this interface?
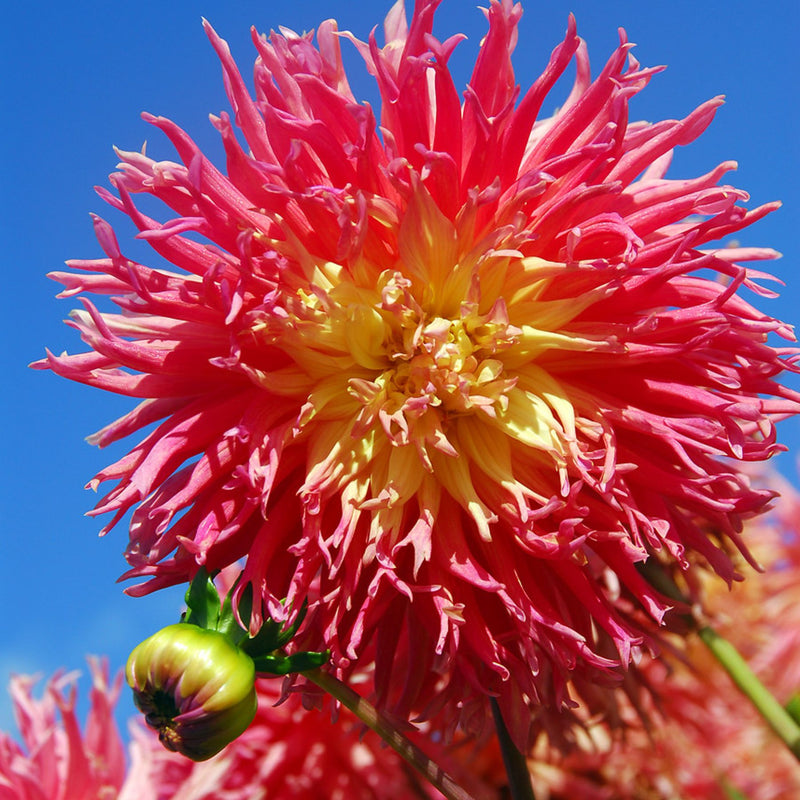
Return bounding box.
[489,697,535,800]
[639,561,800,762]
[306,668,477,800]
[698,625,800,761]
[720,777,750,800]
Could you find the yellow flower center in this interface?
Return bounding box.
[245,193,610,541]
[345,270,520,445]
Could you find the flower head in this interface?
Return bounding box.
[516,478,800,799]
[37,0,799,743]
[0,659,127,799]
[0,662,454,799]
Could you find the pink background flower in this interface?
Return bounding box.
[0,659,127,800]
[519,472,800,798]
[0,663,463,799]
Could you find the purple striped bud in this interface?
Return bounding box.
[126,623,257,761]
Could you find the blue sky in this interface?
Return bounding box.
[1,0,798,735]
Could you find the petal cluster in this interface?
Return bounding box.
[0,659,127,800]
[0,664,450,799]
[516,474,800,799]
[37,0,799,742]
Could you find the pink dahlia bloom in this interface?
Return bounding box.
[0,659,127,800]
[125,677,467,800]
[500,473,800,800]
[525,660,800,800]
[37,0,798,743]
[0,664,456,800]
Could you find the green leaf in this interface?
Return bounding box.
[274,600,309,648]
[182,568,221,630]
[240,618,283,658]
[250,649,329,676]
[284,650,330,673]
[251,654,294,675]
[238,597,306,658]
[217,575,248,645]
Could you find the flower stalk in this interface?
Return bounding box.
[306,668,477,800]
[697,625,800,761]
[639,560,800,761]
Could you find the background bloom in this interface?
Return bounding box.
[35,0,799,745]
[125,677,477,800]
[0,663,467,799]
[0,659,127,800]
[516,470,800,799]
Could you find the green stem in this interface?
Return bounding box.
[720,776,750,800]
[698,625,800,761]
[639,560,800,762]
[490,697,535,800]
[306,668,477,800]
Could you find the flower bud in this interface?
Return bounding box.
[126,623,257,761]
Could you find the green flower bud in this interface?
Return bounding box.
[126,623,257,761]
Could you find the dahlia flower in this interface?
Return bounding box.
[0,659,127,799]
[37,0,799,744]
[497,470,800,800]
[0,662,456,799]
